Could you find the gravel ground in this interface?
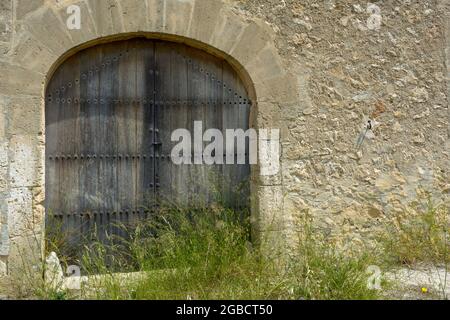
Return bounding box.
[384,265,450,300]
[1,266,449,300]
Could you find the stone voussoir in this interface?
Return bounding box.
[187,0,224,45]
[254,72,299,105]
[244,44,285,83]
[86,0,124,36]
[9,31,57,75]
[145,0,166,33]
[164,0,195,37]
[14,0,46,21]
[209,9,248,54]
[229,20,273,67]
[53,0,99,48]
[22,6,76,58]
[117,0,149,33]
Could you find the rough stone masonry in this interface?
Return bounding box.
[236,0,450,248]
[0,0,449,276]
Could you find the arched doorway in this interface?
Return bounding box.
[45,38,251,254]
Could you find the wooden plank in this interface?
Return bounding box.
[60,53,80,248]
[99,41,118,243]
[154,41,172,205]
[135,39,155,218]
[234,70,251,210]
[45,63,61,239]
[169,44,189,205]
[186,47,207,206]
[222,61,237,207]
[202,50,223,205]
[116,40,137,239]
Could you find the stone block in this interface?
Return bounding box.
[244,44,284,82]
[14,0,45,20]
[210,11,247,54]
[10,31,57,74]
[254,230,290,260]
[146,0,166,32]
[24,7,74,57]
[0,258,6,276]
[0,0,12,43]
[254,101,282,129]
[0,42,10,59]
[54,1,98,47]
[9,135,41,188]
[0,106,5,140]
[118,0,148,33]
[0,174,9,256]
[188,0,223,43]
[31,186,45,227]
[251,185,285,232]
[7,234,42,279]
[0,62,43,96]
[87,0,123,36]
[254,72,299,105]
[165,0,195,36]
[0,141,8,193]
[7,187,32,238]
[230,21,272,66]
[6,95,43,136]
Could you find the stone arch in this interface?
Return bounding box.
[1,0,302,266]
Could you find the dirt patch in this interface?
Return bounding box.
[385,265,450,300]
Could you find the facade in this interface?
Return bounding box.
[0,0,449,275]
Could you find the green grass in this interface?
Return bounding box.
[57,204,381,300]
[11,194,450,300]
[378,197,449,266]
[288,217,380,300]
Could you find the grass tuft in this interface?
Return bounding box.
[68,204,381,300]
[378,197,449,266]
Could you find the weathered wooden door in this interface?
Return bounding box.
[45,39,251,254]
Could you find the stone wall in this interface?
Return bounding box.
[0,0,449,275]
[235,0,450,249]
